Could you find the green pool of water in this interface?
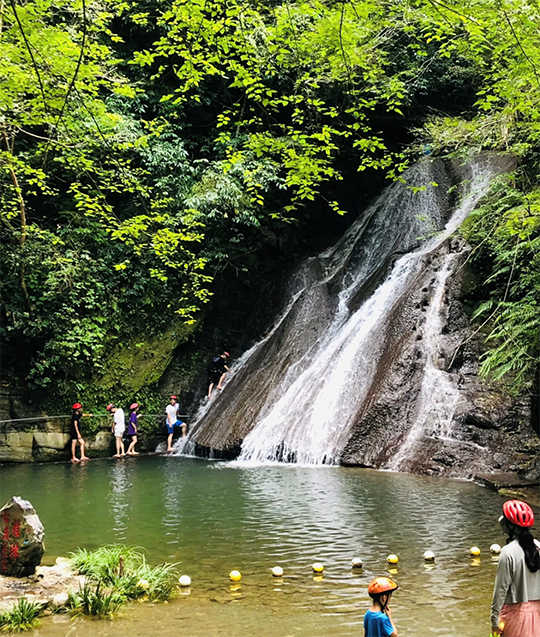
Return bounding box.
[0,456,515,636]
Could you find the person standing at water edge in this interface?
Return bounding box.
[126,403,140,456]
[491,499,540,636]
[165,395,186,452]
[207,351,232,399]
[364,577,398,637]
[70,403,91,463]
[107,403,126,457]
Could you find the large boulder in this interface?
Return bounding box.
[0,497,45,577]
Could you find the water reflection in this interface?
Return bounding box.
[0,457,531,637]
[108,461,132,540]
[161,458,182,555]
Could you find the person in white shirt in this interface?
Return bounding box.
[165,395,186,452]
[491,499,540,637]
[107,403,126,458]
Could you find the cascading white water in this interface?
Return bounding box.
[185,156,514,471]
[234,162,495,465]
[386,252,461,471]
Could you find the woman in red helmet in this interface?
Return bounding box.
[491,499,540,636]
[69,403,91,463]
[364,577,398,637]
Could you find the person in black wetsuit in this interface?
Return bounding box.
[70,403,92,462]
[207,352,232,399]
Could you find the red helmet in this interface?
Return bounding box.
[72,403,82,410]
[130,403,139,410]
[503,500,534,528]
[368,577,398,597]
[170,395,177,400]
[223,352,230,357]
[106,403,114,411]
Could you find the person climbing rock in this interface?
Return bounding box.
[165,395,186,452]
[491,499,540,637]
[126,403,140,456]
[106,403,126,457]
[207,351,232,399]
[70,403,91,463]
[364,577,398,637]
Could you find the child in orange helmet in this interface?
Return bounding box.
[364,577,398,637]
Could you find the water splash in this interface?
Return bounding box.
[185,156,512,469]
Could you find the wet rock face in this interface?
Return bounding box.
[340,239,538,478]
[186,153,539,477]
[0,497,45,577]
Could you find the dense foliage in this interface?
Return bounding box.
[1,0,539,405]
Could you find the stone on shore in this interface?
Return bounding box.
[0,557,83,613]
[0,497,45,577]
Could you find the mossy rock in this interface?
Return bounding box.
[98,320,198,394]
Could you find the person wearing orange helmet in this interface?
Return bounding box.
[364,577,398,637]
[491,499,540,636]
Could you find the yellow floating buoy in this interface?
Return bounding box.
[490,544,501,555]
[136,579,149,590]
[423,551,435,562]
[179,575,191,587]
[271,566,284,577]
[470,546,481,557]
[351,557,363,569]
[229,570,242,582]
[312,562,324,573]
[387,554,399,564]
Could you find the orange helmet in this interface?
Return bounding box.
[368,577,398,597]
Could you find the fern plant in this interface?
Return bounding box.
[462,173,540,392]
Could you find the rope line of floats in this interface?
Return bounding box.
[168,544,503,589]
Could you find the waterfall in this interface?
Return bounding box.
[185,155,515,471]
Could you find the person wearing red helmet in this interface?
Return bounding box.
[364,577,398,637]
[491,499,540,636]
[165,395,186,452]
[106,403,126,458]
[126,403,140,456]
[206,351,232,400]
[69,403,91,463]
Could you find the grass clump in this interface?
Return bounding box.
[0,598,43,632]
[69,545,178,611]
[67,582,123,618]
[117,561,178,602]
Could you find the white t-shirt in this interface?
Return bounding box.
[113,408,125,433]
[166,403,179,425]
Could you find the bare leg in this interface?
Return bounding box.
[80,439,89,460]
[114,436,125,457]
[181,424,187,438]
[71,439,80,462]
[216,373,227,390]
[167,432,174,452]
[207,382,214,399]
[127,436,138,455]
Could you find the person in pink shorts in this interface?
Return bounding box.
[491,499,540,637]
